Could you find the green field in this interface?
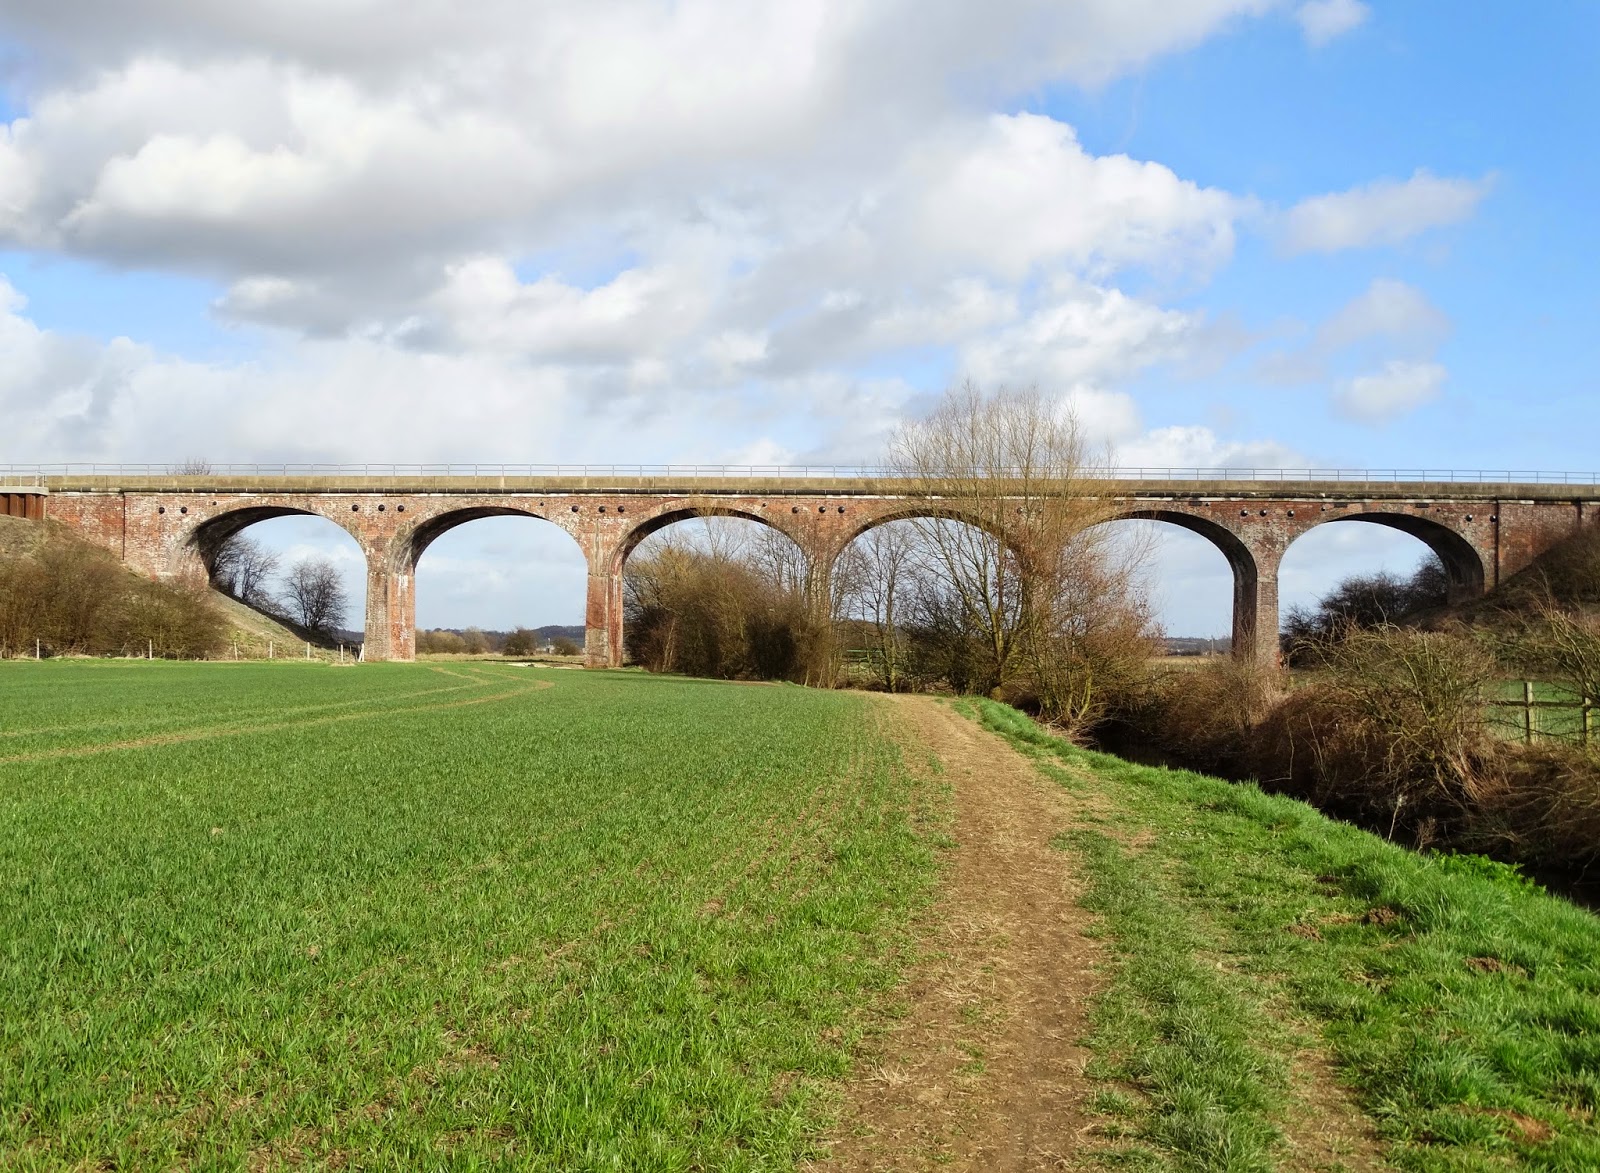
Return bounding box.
[0,662,943,1168]
[9,660,1600,1171]
[1485,679,1595,745]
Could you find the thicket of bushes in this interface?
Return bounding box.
[624,533,825,683]
[1114,523,1600,873]
[1124,615,1600,873]
[0,523,227,659]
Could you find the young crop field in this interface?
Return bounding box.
[8,659,1600,1171]
[0,662,944,1169]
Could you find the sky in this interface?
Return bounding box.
[0,1,1594,635]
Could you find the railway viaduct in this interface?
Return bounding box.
[3,470,1597,667]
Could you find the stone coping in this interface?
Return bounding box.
[24,475,1600,501]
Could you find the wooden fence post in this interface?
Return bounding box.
[1523,680,1535,744]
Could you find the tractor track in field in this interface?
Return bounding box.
[0,668,496,742]
[814,694,1104,1171]
[0,676,551,764]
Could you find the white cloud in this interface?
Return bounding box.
[1317,278,1450,352]
[1334,359,1446,421]
[0,2,1281,98]
[1256,277,1451,388]
[0,5,1272,282]
[1279,170,1492,254]
[0,4,1282,478]
[1116,424,1307,472]
[901,114,1244,281]
[960,277,1202,391]
[1295,0,1369,47]
[421,257,714,361]
[0,129,35,233]
[1063,387,1145,446]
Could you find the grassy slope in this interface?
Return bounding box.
[0,516,323,659]
[971,699,1600,1172]
[205,586,347,659]
[0,663,943,1169]
[0,516,46,558]
[1446,524,1600,629]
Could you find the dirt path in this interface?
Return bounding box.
[813,695,1105,1170]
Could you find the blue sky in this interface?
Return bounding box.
[0,1,1593,634]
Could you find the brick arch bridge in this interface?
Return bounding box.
[5,472,1596,667]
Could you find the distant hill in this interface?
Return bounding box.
[420,625,584,643]
[536,625,585,643]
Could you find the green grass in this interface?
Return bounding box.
[1485,680,1594,744]
[0,661,945,1169]
[972,699,1600,1172]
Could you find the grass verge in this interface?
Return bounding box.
[971,698,1600,1172]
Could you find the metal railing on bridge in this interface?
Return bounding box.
[2,464,1599,485]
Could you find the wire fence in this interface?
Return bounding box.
[2,464,1599,485]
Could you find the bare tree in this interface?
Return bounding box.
[280,557,349,636]
[212,535,280,608]
[1507,597,1600,715]
[884,381,1157,731]
[837,522,919,690]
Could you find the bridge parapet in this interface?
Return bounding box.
[14,472,1600,500]
[5,463,1600,486]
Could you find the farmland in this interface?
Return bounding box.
[7,660,1600,1171]
[0,662,943,1168]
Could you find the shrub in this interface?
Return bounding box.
[0,523,226,658]
[1134,659,1277,777]
[502,627,538,657]
[1254,628,1499,844]
[1474,745,1600,869]
[625,537,818,682]
[416,629,467,655]
[1119,622,1599,872]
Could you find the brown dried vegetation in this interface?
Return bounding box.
[0,519,226,658]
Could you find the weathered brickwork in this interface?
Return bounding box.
[30,476,1600,668]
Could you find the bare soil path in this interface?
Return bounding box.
[813,694,1105,1171]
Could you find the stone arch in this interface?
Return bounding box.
[401,504,582,574]
[184,504,363,582]
[1291,510,1486,603]
[377,503,591,663]
[1099,507,1255,579]
[614,504,803,576]
[831,503,1018,562]
[1096,508,1270,666]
